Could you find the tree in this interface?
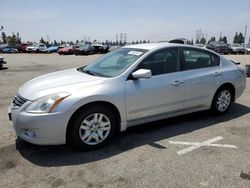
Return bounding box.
[7,32,17,46]
[208,36,216,44]
[148,40,150,43]
[76,39,79,44]
[143,40,147,43]
[191,39,194,45]
[186,39,194,45]
[45,41,50,46]
[53,40,58,45]
[233,32,244,44]
[221,36,227,44]
[1,32,7,44]
[200,37,206,45]
[40,37,46,44]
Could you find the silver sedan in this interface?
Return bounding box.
[9,43,246,149]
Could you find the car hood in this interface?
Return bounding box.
[48,46,58,50]
[232,46,244,50]
[18,68,107,100]
[27,46,37,49]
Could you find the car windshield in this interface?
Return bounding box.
[78,48,148,77]
[215,41,226,46]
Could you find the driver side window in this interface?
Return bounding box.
[138,48,179,76]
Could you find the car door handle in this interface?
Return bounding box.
[171,80,184,86]
[213,72,222,77]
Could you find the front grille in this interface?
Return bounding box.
[12,95,28,108]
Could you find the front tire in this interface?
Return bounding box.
[211,87,233,115]
[68,105,117,150]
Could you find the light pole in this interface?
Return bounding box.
[243,25,247,46]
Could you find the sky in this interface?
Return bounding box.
[0,0,250,43]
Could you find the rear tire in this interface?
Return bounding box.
[211,87,233,115]
[67,105,117,150]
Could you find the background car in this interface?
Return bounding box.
[195,43,205,48]
[206,41,229,54]
[58,46,75,55]
[26,43,48,53]
[244,44,250,54]
[47,45,59,53]
[9,43,246,150]
[92,41,109,53]
[74,43,95,55]
[2,47,18,53]
[0,44,8,52]
[16,43,29,53]
[228,43,245,54]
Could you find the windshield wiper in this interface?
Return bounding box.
[77,67,96,76]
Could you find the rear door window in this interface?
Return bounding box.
[182,48,220,70]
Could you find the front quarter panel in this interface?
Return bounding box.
[54,77,127,123]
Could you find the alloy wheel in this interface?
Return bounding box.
[79,113,111,145]
[216,90,231,112]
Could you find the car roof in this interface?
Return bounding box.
[123,42,184,50]
[122,42,217,53]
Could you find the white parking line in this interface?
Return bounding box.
[169,136,237,155]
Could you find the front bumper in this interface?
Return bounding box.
[9,101,74,145]
[215,48,228,54]
[232,49,245,54]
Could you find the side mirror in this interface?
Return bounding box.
[132,69,152,79]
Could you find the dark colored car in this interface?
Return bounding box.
[206,41,229,54]
[0,56,7,69]
[17,43,29,53]
[74,43,95,55]
[228,43,245,54]
[58,46,75,55]
[92,42,109,54]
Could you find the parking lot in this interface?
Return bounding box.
[0,53,250,188]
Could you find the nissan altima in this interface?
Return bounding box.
[8,43,246,149]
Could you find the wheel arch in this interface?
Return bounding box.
[66,101,121,143]
[213,82,236,103]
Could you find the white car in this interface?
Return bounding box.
[195,43,205,48]
[9,43,246,150]
[26,43,48,53]
[245,44,250,54]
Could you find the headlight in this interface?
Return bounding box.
[25,92,71,113]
